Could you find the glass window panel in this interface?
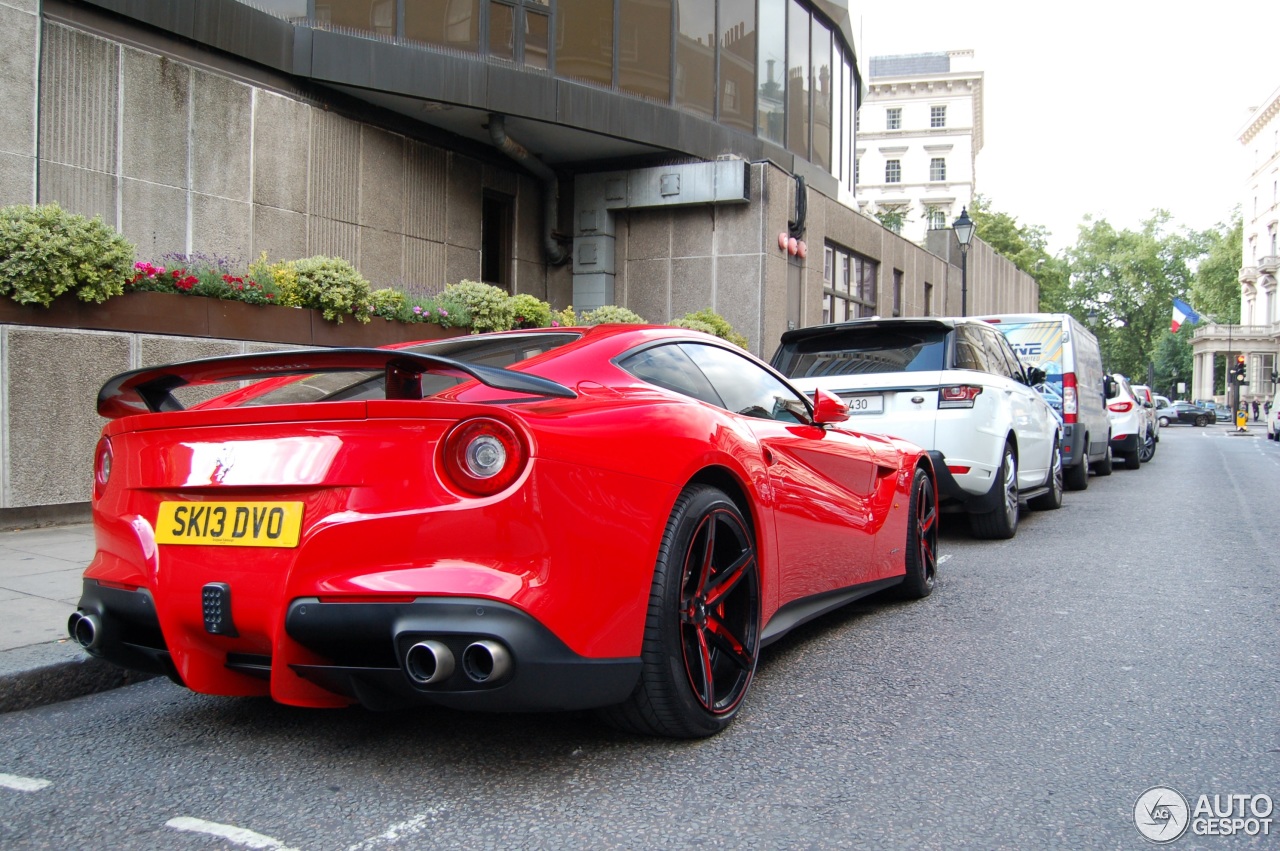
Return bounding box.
[620,0,672,102]
[524,9,549,69]
[676,0,714,116]
[842,55,854,191]
[830,49,842,180]
[489,2,515,60]
[719,0,755,132]
[756,0,785,144]
[405,0,480,51]
[316,0,396,35]
[250,0,309,16]
[810,22,831,171]
[556,0,614,86]
[786,1,809,158]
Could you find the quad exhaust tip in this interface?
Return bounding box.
[404,640,455,685]
[462,640,511,683]
[67,611,102,650]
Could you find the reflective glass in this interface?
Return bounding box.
[489,1,515,60]
[810,21,831,171]
[405,0,480,51]
[719,0,755,132]
[556,0,614,86]
[620,0,672,102]
[757,0,785,144]
[315,0,396,35]
[786,1,808,157]
[676,0,714,116]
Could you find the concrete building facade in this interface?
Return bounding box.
[0,0,1038,516]
[855,49,982,246]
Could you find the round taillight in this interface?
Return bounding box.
[442,418,527,496]
[94,437,113,498]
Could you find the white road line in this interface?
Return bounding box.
[166,817,302,851]
[938,554,953,564]
[0,773,52,792]
[347,807,449,850]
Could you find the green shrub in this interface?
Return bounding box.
[369,287,407,320]
[248,252,302,307]
[510,293,553,329]
[440,280,515,332]
[581,305,647,325]
[0,203,135,307]
[673,308,749,349]
[552,305,578,327]
[291,256,373,323]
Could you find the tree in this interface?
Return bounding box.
[1189,209,1243,323]
[1059,211,1200,380]
[966,195,1063,307]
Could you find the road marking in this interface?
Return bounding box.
[0,773,52,792]
[166,817,301,850]
[347,807,449,850]
[938,554,953,565]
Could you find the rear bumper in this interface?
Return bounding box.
[926,450,1004,514]
[1110,433,1140,453]
[70,580,641,713]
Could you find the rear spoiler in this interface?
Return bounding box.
[97,347,577,419]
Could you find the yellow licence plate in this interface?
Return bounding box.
[155,501,304,548]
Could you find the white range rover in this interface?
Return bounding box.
[771,317,1063,540]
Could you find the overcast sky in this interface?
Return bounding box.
[855,1,1280,253]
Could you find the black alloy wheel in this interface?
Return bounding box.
[1028,439,1064,511]
[1195,415,1208,427]
[1138,429,1156,463]
[600,485,761,738]
[893,467,938,599]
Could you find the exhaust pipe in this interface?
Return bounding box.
[462,640,511,683]
[404,640,455,686]
[67,611,103,650]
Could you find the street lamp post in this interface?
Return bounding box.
[952,207,975,316]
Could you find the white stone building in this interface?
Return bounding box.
[855,50,983,245]
[1191,82,1280,405]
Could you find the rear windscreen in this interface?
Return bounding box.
[773,328,948,378]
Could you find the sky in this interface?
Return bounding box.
[855,0,1280,253]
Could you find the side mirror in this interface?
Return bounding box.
[811,388,850,425]
[1103,376,1119,399]
[1027,366,1047,386]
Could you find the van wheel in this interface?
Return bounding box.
[1093,445,1113,477]
[969,443,1018,540]
[1064,458,1088,491]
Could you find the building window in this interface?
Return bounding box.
[930,105,946,127]
[892,269,903,316]
[719,0,756,132]
[924,281,933,316]
[886,107,901,130]
[929,158,946,181]
[620,0,672,101]
[885,160,901,183]
[928,210,947,230]
[823,243,877,323]
[481,193,514,289]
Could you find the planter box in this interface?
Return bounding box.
[0,292,465,347]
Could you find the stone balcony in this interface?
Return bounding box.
[1258,255,1279,275]
[1240,265,1258,284]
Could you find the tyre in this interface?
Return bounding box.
[1028,439,1064,511]
[1093,445,1113,477]
[1195,415,1208,427]
[892,467,938,600]
[1123,445,1141,469]
[969,443,1018,540]
[1064,457,1089,491]
[599,485,761,738]
[1138,429,1156,463]
[1158,416,1171,427]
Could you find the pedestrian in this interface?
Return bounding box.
[1267,401,1272,417]
[1253,400,1260,421]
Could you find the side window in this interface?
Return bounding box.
[991,332,1028,381]
[953,327,988,372]
[979,329,1018,380]
[618,344,724,407]
[681,343,810,423]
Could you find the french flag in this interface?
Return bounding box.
[1171,298,1200,333]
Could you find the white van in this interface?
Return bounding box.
[974,313,1113,489]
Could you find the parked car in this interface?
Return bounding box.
[1194,399,1232,423]
[1268,389,1280,439]
[771,317,1062,541]
[70,325,940,738]
[1157,400,1213,427]
[1153,394,1173,410]
[1130,383,1161,448]
[974,313,1112,490]
[1106,373,1153,468]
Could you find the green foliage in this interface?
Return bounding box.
[673,308,749,349]
[291,256,374,323]
[552,305,578,327]
[0,203,135,307]
[440,280,516,332]
[1190,209,1243,323]
[369,287,407,320]
[510,293,553,329]
[872,207,906,234]
[1059,211,1200,379]
[248,253,303,307]
[581,305,647,325]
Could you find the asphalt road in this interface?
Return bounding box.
[1,425,1277,850]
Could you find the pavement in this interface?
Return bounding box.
[0,522,153,713]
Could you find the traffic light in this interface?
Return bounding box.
[1235,354,1247,384]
